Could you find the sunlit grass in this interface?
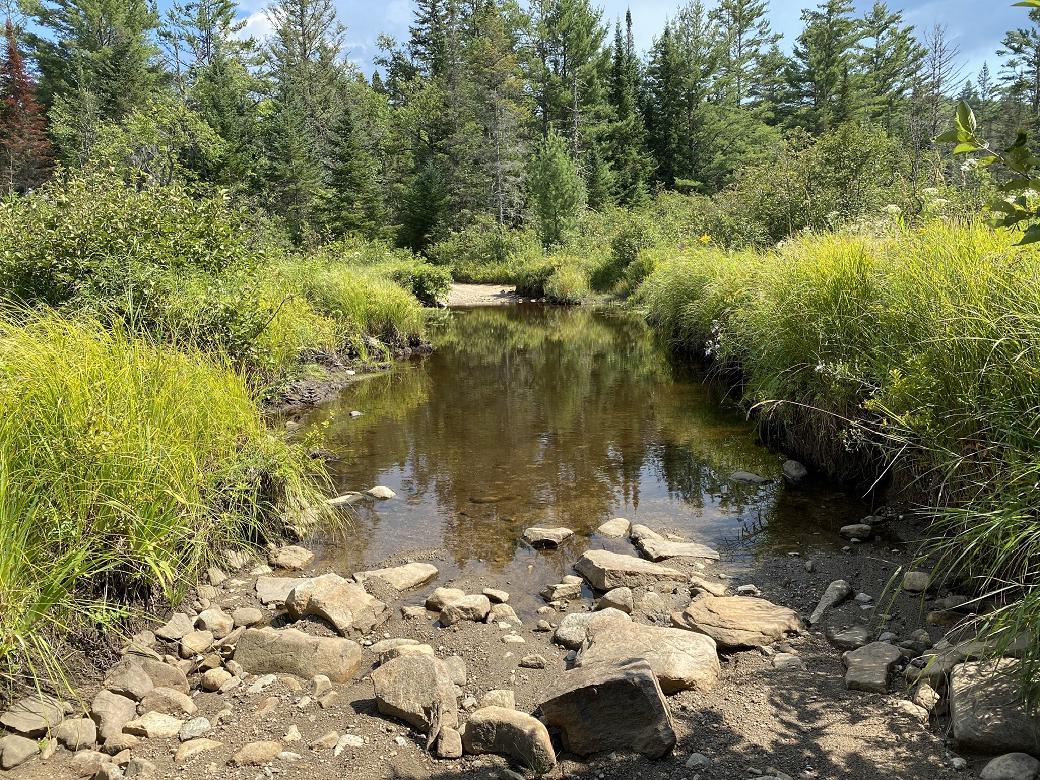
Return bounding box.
[0,311,327,685]
[639,220,1040,701]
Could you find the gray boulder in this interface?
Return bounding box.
[573,549,687,591]
[981,753,1040,780]
[234,627,363,682]
[285,573,388,635]
[843,642,902,693]
[461,706,556,774]
[539,660,676,758]
[371,655,458,736]
[951,660,1040,754]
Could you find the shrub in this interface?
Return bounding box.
[544,263,591,304]
[427,215,542,283]
[0,312,326,682]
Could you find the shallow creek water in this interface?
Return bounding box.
[302,304,867,612]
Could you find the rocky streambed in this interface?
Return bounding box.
[1,484,1038,780]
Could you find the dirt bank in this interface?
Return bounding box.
[447,284,518,307]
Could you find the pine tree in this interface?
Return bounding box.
[999,8,1040,137]
[604,12,651,205]
[28,0,161,120]
[527,128,586,247]
[785,0,863,132]
[322,80,391,239]
[0,19,52,192]
[858,2,924,131]
[711,0,780,106]
[644,25,684,187]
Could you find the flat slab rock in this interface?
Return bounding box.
[255,576,310,606]
[234,627,363,683]
[843,642,902,693]
[522,526,574,547]
[950,660,1040,754]
[355,562,439,591]
[285,573,388,635]
[630,524,720,562]
[577,616,721,694]
[539,659,676,758]
[0,695,66,737]
[596,518,631,538]
[671,595,803,649]
[573,549,688,591]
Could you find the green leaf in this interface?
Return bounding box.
[953,142,980,154]
[1012,0,1040,7]
[934,129,961,144]
[956,101,977,135]
[1018,224,1040,244]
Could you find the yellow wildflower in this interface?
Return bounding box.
[698,234,711,244]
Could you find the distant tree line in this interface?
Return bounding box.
[0,0,1037,247]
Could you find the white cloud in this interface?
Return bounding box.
[236,10,274,42]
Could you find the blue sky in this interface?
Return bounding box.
[235,0,1020,85]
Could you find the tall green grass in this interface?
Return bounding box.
[639,220,1040,700]
[0,312,326,684]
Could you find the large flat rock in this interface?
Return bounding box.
[234,627,362,683]
[539,660,676,758]
[0,696,65,737]
[285,573,388,635]
[355,562,438,591]
[630,525,720,562]
[950,660,1040,754]
[843,642,902,693]
[573,549,687,591]
[577,619,720,694]
[671,595,803,649]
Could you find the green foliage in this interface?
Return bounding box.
[527,130,587,248]
[427,214,542,282]
[543,262,591,304]
[639,221,1040,701]
[0,173,429,372]
[0,311,326,683]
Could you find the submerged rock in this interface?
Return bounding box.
[630,524,720,562]
[539,660,676,758]
[729,470,771,484]
[366,485,396,500]
[573,549,687,591]
[522,526,574,547]
[461,707,556,774]
[671,595,803,649]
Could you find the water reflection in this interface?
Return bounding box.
[304,305,865,580]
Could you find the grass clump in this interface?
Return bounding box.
[638,220,1040,701]
[0,311,325,684]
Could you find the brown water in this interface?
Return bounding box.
[303,304,866,594]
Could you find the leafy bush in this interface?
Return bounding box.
[0,312,325,682]
[427,215,542,283]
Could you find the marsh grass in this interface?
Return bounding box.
[639,220,1040,701]
[0,311,328,685]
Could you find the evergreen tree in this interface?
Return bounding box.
[711,0,780,106]
[604,12,651,204]
[27,0,161,160]
[644,25,683,187]
[858,2,923,131]
[0,19,53,192]
[784,0,862,132]
[999,8,1040,137]
[322,79,391,239]
[527,128,586,247]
